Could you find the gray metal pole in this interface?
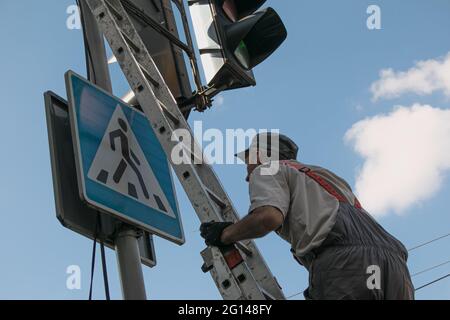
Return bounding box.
[115,227,147,300]
[79,0,113,92]
[79,0,147,300]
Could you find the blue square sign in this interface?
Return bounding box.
[66,71,184,244]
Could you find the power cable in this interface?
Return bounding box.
[100,242,111,300]
[88,214,100,300]
[286,291,303,300]
[88,213,111,300]
[97,214,110,300]
[407,232,450,252]
[287,273,450,298]
[286,258,450,298]
[415,273,450,292]
[411,260,450,278]
[286,233,450,300]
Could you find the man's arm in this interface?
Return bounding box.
[220,206,284,245]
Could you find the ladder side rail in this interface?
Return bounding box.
[86,0,285,300]
[101,1,285,299]
[86,0,266,300]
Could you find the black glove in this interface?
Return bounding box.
[200,222,233,247]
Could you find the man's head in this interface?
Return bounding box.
[235,132,299,181]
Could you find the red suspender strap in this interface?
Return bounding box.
[300,167,348,203]
[354,197,363,209]
[280,160,348,204]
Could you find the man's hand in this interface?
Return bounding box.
[200,222,233,247]
[200,207,283,247]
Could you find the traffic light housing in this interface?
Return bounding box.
[189,0,287,92]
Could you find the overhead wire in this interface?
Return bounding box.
[407,232,450,252]
[287,271,450,299]
[415,274,450,292]
[286,291,303,300]
[88,214,99,300]
[286,232,450,299]
[411,260,450,278]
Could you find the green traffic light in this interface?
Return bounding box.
[226,7,287,70]
[234,40,251,69]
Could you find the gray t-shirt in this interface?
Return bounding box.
[248,160,359,258]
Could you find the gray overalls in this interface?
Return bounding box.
[290,164,415,300]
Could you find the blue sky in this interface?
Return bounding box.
[0,0,449,300]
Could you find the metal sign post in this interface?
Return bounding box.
[65,70,186,299]
[78,1,154,299]
[47,0,198,300]
[81,0,148,299]
[79,2,147,300]
[115,227,147,300]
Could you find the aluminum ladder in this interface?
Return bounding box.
[85,0,285,300]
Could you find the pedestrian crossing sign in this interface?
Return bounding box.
[65,71,184,244]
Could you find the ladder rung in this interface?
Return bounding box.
[175,141,203,164]
[205,187,227,209]
[235,242,253,257]
[122,32,141,54]
[157,101,180,126]
[140,65,160,88]
[260,288,277,300]
[104,0,123,21]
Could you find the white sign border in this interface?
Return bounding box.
[65,70,185,245]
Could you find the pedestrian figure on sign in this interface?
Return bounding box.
[110,118,149,200]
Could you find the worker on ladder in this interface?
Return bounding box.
[201,132,414,300]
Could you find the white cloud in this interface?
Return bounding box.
[345,104,450,217]
[371,53,450,101]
